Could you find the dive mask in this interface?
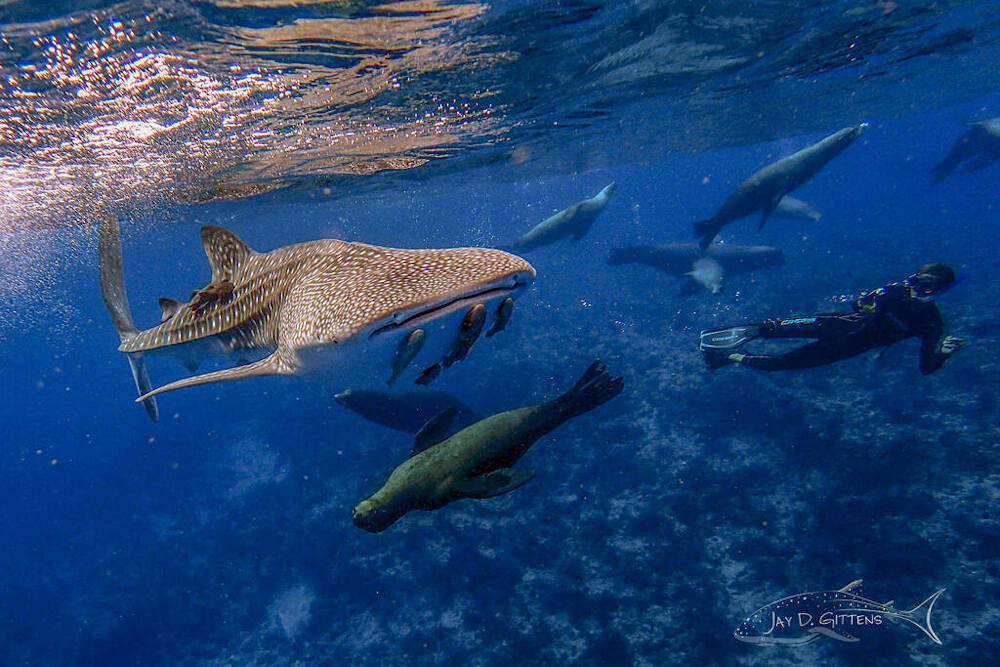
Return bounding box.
[905,272,964,302]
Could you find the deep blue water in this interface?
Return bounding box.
[3,2,1000,666]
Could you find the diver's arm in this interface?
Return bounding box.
[854,283,906,313]
[918,307,957,375]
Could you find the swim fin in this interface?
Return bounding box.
[699,325,760,350]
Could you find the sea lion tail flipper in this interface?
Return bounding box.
[554,360,625,420]
[454,468,535,499]
[98,211,160,422]
[758,195,782,230]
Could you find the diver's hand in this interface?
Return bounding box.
[940,336,964,355]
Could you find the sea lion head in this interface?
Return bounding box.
[352,498,397,533]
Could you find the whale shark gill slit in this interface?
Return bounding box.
[368,282,523,339]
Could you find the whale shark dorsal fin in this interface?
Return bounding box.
[412,407,459,456]
[453,468,535,499]
[158,297,183,322]
[201,225,254,283]
[839,579,864,593]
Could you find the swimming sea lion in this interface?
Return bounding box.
[931,117,1000,184]
[693,124,866,249]
[609,242,784,279]
[352,361,624,533]
[334,387,479,434]
[510,182,616,253]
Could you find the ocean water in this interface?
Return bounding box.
[1,1,999,665]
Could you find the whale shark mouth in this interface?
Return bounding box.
[368,273,532,339]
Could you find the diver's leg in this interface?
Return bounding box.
[758,313,865,340]
[735,340,852,371]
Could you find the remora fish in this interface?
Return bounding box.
[734,579,945,646]
[98,216,535,413]
[352,361,624,533]
[694,123,867,249]
[931,117,1000,184]
[510,182,615,253]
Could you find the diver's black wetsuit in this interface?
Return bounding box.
[739,283,951,374]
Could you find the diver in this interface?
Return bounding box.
[699,263,964,374]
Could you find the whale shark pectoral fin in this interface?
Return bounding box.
[411,408,459,457]
[454,468,535,499]
[807,627,859,643]
[135,350,293,402]
[127,354,160,422]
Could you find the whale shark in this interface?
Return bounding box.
[99,215,535,417]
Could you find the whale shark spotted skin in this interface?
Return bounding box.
[99,217,535,412]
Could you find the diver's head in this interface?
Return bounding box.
[905,263,956,301]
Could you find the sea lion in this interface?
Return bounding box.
[608,242,784,294]
[334,387,479,435]
[931,117,1000,184]
[510,182,616,252]
[352,361,624,533]
[693,123,866,249]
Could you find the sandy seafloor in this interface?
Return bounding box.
[2,100,999,666]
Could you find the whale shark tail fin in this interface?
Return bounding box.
[693,219,717,251]
[553,360,624,420]
[98,211,160,422]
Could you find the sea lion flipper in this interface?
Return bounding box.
[411,407,459,456]
[758,195,782,230]
[454,468,535,499]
